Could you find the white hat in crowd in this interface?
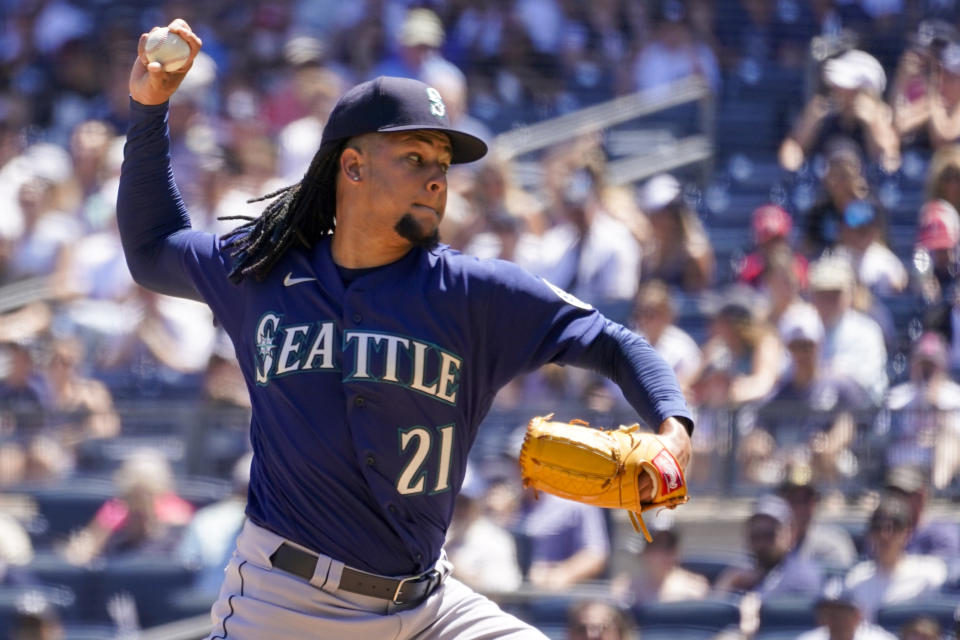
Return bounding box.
[779,303,825,345]
[639,173,682,212]
[823,49,886,95]
[808,253,856,292]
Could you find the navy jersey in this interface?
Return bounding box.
[118,100,692,576]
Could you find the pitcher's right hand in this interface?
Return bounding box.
[129,19,202,106]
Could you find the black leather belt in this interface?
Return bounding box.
[269,542,441,609]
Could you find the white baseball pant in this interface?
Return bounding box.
[206,519,549,639]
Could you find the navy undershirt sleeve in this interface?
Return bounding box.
[116,98,206,301]
[571,319,695,436]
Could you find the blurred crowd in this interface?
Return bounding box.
[2,0,960,638]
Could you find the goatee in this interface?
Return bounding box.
[395,213,440,250]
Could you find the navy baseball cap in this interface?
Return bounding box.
[318,76,487,164]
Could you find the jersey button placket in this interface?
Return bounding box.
[352,312,362,323]
[354,396,365,407]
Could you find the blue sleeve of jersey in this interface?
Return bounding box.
[480,258,692,434]
[117,99,242,333]
[572,320,695,435]
[481,259,605,384]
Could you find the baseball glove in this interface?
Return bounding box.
[518,414,688,542]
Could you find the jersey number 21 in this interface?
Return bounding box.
[397,425,455,495]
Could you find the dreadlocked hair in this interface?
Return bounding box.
[219,140,346,284]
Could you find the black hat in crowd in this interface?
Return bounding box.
[318,76,488,165]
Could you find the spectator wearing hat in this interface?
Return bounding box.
[845,495,947,622]
[638,173,715,293]
[796,578,897,640]
[884,334,960,492]
[714,494,823,600]
[912,199,960,305]
[778,471,858,571]
[610,525,709,606]
[371,8,464,87]
[275,56,346,183]
[916,186,960,371]
[7,168,83,288]
[883,465,960,562]
[741,304,872,486]
[802,144,888,261]
[737,204,809,291]
[779,49,900,173]
[630,279,702,392]
[809,254,889,405]
[835,197,908,297]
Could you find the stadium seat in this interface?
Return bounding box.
[63,624,121,639]
[175,475,233,508]
[757,596,819,635]
[25,551,106,623]
[633,598,741,632]
[754,630,815,640]
[9,479,114,547]
[680,551,751,586]
[101,555,198,628]
[637,629,718,640]
[876,596,960,634]
[74,434,188,475]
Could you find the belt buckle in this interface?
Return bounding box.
[392,569,439,605]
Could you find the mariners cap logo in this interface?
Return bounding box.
[426,87,446,118]
[319,76,486,163]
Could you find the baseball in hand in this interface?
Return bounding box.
[144,27,191,72]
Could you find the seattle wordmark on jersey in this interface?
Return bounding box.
[253,315,462,405]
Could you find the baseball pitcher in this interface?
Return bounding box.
[118,19,694,639]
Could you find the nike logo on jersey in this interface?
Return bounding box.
[283,272,316,287]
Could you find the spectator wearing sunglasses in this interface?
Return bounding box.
[845,495,947,622]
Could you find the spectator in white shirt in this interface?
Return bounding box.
[884,334,960,490]
[444,467,522,594]
[796,577,897,640]
[845,495,948,622]
[530,166,641,307]
[809,254,888,404]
